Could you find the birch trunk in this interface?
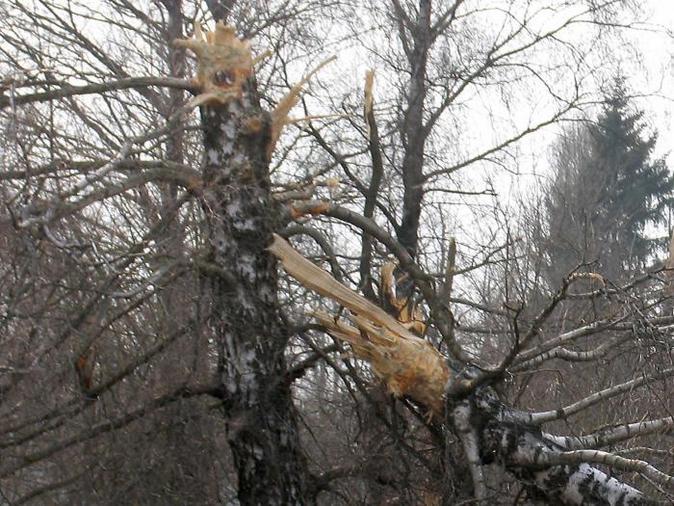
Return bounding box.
[199,76,312,505]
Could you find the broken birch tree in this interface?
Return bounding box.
[175,22,313,504]
[270,234,672,505]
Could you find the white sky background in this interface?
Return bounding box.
[6,0,672,189]
[511,1,674,188]
[335,1,674,201]
[637,2,674,158]
[448,0,674,248]
[3,0,674,259]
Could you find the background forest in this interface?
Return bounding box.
[1,1,673,504]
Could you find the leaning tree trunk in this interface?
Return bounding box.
[270,235,664,506]
[176,23,312,504]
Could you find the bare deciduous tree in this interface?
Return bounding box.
[1,1,672,505]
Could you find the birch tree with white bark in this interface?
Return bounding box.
[0,0,672,504]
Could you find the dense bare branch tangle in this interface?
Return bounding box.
[0,1,673,504]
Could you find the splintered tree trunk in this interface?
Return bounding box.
[199,78,311,504]
[270,236,663,506]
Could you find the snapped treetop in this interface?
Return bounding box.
[174,21,263,106]
[174,21,335,159]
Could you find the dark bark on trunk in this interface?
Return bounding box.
[398,0,432,258]
[159,0,186,327]
[359,75,384,301]
[206,0,237,23]
[200,78,313,504]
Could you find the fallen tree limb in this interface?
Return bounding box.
[269,234,668,505]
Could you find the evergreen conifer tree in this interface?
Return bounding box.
[543,77,673,283]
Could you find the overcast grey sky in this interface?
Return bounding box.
[633,1,674,159]
[491,1,674,212]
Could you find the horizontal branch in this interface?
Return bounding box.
[0,76,195,109]
[548,416,674,450]
[535,449,673,489]
[512,337,624,372]
[528,367,674,425]
[513,317,626,365]
[0,159,199,182]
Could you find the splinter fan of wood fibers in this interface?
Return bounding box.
[174,22,260,105]
[269,235,450,416]
[380,261,427,336]
[175,22,335,157]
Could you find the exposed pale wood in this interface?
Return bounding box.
[269,235,449,416]
[269,234,417,339]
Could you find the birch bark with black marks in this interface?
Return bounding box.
[199,77,313,504]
